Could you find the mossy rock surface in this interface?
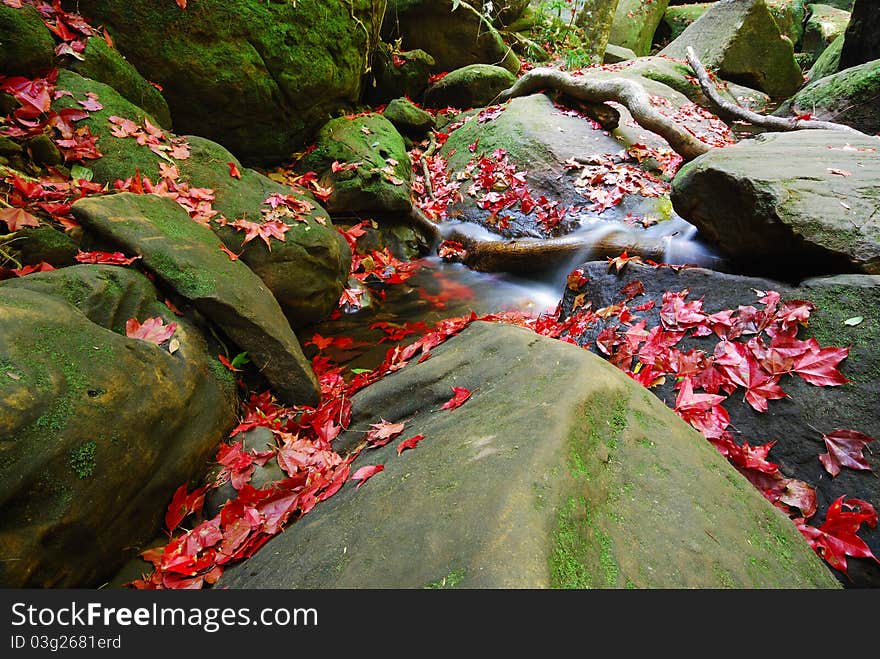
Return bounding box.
[71,193,320,406]
[775,58,880,135]
[423,64,516,109]
[219,321,838,589]
[802,4,851,63]
[64,0,381,166]
[609,0,670,57]
[806,32,844,81]
[660,0,803,97]
[383,97,436,137]
[0,4,55,76]
[297,114,412,216]
[67,36,172,129]
[383,0,520,74]
[659,3,711,45]
[560,262,880,586]
[0,265,237,587]
[10,226,79,268]
[365,44,435,105]
[672,130,880,278]
[766,0,807,46]
[52,70,349,325]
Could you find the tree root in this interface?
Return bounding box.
[496,67,713,161]
[685,46,864,135]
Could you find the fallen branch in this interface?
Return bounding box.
[445,227,667,274]
[685,46,864,135]
[496,68,712,161]
[420,130,438,199]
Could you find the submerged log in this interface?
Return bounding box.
[445,227,667,274]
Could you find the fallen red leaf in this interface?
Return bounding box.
[793,341,849,386]
[819,429,877,477]
[165,484,208,533]
[218,244,240,261]
[0,207,40,230]
[125,317,176,344]
[796,496,879,576]
[351,464,384,489]
[365,419,406,448]
[440,386,471,411]
[75,250,140,265]
[397,434,425,455]
[227,162,241,179]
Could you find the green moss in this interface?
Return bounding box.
[550,497,594,588]
[597,527,619,587]
[0,4,56,76]
[70,440,97,479]
[147,250,217,298]
[424,568,467,589]
[713,564,736,589]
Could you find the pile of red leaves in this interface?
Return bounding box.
[4,0,102,59]
[0,70,102,161]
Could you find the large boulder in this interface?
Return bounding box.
[775,59,880,137]
[671,130,880,277]
[0,3,55,76]
[802,4,852,64]
[51,70,349,325]
[609,0,670,57]
[218,321,838,588]
[63,0,382,165]
[658,3,711,45]
[423,64,516,109]
[364,44,436,105]
[0,265,238,587]
[660,0,803,98]
[296,114,412,217]
[66,36,172,129]
[839,0,880,70]
[766,0,807,46]
[559,262,880,586]
[382,0,520,74]
[437,92,679,238]
[71,193,321,406]
[806,33,844,81]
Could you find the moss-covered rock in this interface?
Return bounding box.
[775,58,880,134]
[51,70,349,325]
[609,0,670,56]
[766,0,807,46]
[365,43,436,105]
[219,321,839,589]
[423,64,516,109]
[604,44,639,64]
[560,262,880,587]
[297,114,412,216]
[660,0,803,97]
[64,0,382,166]
[67,36,172,129]
[383,0,520,74]
[802,4,851,64]
[71,193,320,406]
[383,97,436,137]
[0,265,237,586]
[806,32,844,81]
[0,4,55,76]
[9,226,79,268]
[658,3,711,45]
[671,130,880,278]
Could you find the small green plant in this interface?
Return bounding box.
[69,440,97,479]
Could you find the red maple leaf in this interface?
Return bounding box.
[796,496,879,576]
[351,464,384,489]
[0,207,40,231]
[792,340,849,386]
[440,386,471,411]
[125,317,176,344]
[397,434,426,455]
[365,419,406,448]
[819,429,877,477]
[227,162,242,179]
[75,250,140,265]
[165,484,208,533]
